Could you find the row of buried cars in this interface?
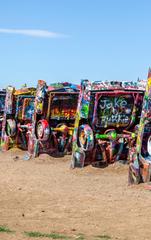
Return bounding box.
[0,70,151,184]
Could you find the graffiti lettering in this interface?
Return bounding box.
[99,98,127,110]
[98,96,133,126]
[101,114,129,124]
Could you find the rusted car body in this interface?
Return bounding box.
[1,86,36,150]
[28,80,79,157]
[71,79,145,168]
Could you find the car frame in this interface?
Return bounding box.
[129,70,151,184]
[27,80,80,157]
[0,89,6,143]
[71,79,145,168]
[1,86,36,151]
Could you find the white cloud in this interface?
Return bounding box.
[0,28,67,38]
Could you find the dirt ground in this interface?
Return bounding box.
[0,149,151,240]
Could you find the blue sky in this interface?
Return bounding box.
[0,0,150,88]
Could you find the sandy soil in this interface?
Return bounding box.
[0,148,151,240]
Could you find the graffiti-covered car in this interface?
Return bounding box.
[1,86,36,151]
[71,79,145,168]
[0,89,6,140]
[129,70,151,184]
[28,80,79,157]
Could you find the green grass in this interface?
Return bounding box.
[75,233,85,240]
[0,225,14,233]
[0,226,111,240]
[24,231,69,239]
[95,235,111,240]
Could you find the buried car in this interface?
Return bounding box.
[1,86,36,151]
[27,80,79,157]
[0,89,6,141]
[129,69,151,184]
[71,79,145,168]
